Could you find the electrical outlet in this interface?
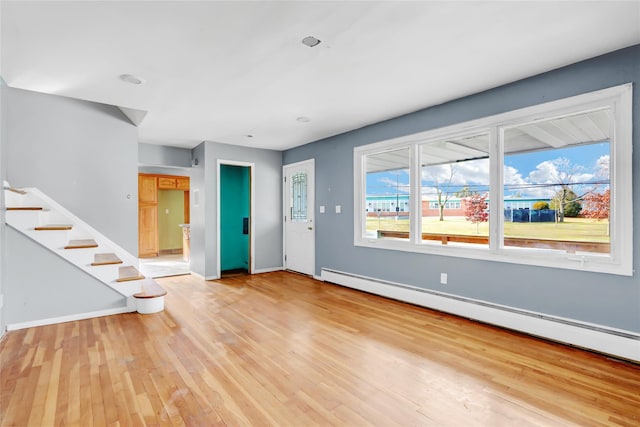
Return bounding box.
[440,273,448,285]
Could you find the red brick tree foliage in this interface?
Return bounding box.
[464,194,489,234]
[582,189,610,221]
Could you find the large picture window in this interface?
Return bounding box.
[354,84,632,275]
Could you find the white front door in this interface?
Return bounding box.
[283,159,315,276]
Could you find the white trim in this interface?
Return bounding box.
[188,271,219,281]
[283,159,316,276]
[312,274,324,281]
[6,306,135,331]
[216,160,256,278]
[252,266,284,274]
[354,83,633,276]
[321,268,640,363]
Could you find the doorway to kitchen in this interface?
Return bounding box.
[138,173,191,278]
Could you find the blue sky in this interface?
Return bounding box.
[367,142,610,199]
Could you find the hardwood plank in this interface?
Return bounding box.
[1,271,639,426]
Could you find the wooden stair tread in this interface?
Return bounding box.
[91,253,123,266]
[116,266,145,282]
[5,187,27,194]
[64,239,98,249]
[133,279,167,299]
[6,207,43,211]
[34,224,73,231]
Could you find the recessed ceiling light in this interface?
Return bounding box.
[296,116,311,123]
[301,36,321,48]
[119,74,145,85]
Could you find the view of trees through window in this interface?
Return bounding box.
[364,147,410,240]
[502,109,611,254]
[420,133,490,247]
[363,109,612,255]
[357,84,631,274]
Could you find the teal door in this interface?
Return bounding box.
[220,164,250,271]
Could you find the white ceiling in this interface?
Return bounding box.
[2,1,639,151]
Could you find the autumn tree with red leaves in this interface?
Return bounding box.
[464,194,489,234]
[583,188,610,218]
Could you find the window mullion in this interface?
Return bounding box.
[489,126,502,252]
[410,143,421,245]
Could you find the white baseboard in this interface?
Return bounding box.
[313,274,324,281]
[253,266,284,274]
[7,306,135,331]
[321,268,640,363]
[189,271,218,281]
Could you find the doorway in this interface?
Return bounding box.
[283,159,315,276]
[217,161,254,278]
[138,173,191,278]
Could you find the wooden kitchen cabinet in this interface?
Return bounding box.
[138,174,159,257]
[176,177,190,190]
[157,176,190,190]
[158,177,177,189]
[138,173,190,258]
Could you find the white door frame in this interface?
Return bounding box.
[282,159,315,275]
[217,159,255,279]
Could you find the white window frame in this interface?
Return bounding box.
[354,83,633,276]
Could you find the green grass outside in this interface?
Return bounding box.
[366,216,610,243]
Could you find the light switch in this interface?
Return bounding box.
[319,205,325,213]
[335,205,341,214]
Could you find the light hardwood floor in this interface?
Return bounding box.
[1,271,639,426]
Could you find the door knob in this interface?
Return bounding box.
[307,227,313,230]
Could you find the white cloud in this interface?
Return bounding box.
[504,165,527,186]
[422,159,489,186]
[379,177,410,193]
[418,154,603,200]
[595,155,609,179]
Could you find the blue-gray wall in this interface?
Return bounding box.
[283,45,640,332]
[139,142,192,169]
[6,88,138,253]
[190,141,282,278]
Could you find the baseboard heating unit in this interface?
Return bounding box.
[320,268,640,363]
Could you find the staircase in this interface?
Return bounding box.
[3,184,166,315]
